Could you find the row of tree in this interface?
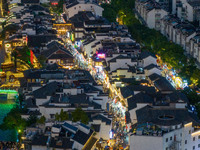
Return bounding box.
[102,0,200,117]
[102,0,200,86]
[0,107,89,132]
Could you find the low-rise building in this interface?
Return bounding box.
[63,0,104,19]
[129,105,200,150]
[135,0,168,30]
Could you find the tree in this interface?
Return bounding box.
[59,109,69,121]
[55,109,69,121]
[55,113,60,121]
[102,4,117,22]
[71,107,89,124]
[27,115,37,126]
[37,116,46,124]
[0,107,27,131]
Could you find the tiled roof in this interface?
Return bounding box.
[127,92,154,111]
[73,129,93,145]
[91,114,111,125]
[21,0,39,3]
[139,51,156,60]
[136,105,200,126]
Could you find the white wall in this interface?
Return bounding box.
[129,103,149,124]
[92,120,112,140]
[36,96,51,106]
[65,3,103,19]
[109,59,137,72]
[32,145,47,150]
[72,141,84,150]
[130,134,163,150]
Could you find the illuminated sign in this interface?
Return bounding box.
[30,50,34,64]
[109,130,113,139]
[5,43,11,48]
[51,2,58,5]
[97,53,105,59]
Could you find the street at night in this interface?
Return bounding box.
[1,0,200,150]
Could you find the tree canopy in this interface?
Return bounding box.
[71,107,89,124]
[55,109,69,121]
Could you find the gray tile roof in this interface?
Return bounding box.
[127,92,154,111]
[31,81,58,99]
[154,77,175,92]
[136,105,200,126]
[91,114,112,125]
[139,51,156,60]
[49,137,73,149]
[72,129,93,145]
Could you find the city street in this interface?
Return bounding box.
[61,33,129,149]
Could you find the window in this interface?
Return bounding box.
[189,130,191,134]
[185,140,187,144]
[193,146,195,150]
[198,144,200,148]
[50,114,55,119]
[74,7,76,9]
[166,148,168,150]
[180,133,182,137]
[166,138,168,142]
[193,137,195,141]
[198,135,200,139]
[79,6,81,8]
[170,137,172,140]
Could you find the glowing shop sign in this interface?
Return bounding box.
[97,53,105,59]
[5,43,11,48]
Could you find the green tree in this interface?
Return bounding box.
[71,107,89,124]
[55,109,69,121]
[37,116,46,124]
[55,113,60,121]
[102,4,117,22]
[59,109,69,121]
[0,107,27,131]
[27,115,37,126]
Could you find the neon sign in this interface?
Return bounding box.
[97,53,105,59]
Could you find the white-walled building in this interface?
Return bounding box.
[63,0,103,19]
[90,113,112,140]
[26,121,97,150]
[129,105,200,150]
[189,35,200,64]
[176,0,200,22]
[135,0,168,30]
